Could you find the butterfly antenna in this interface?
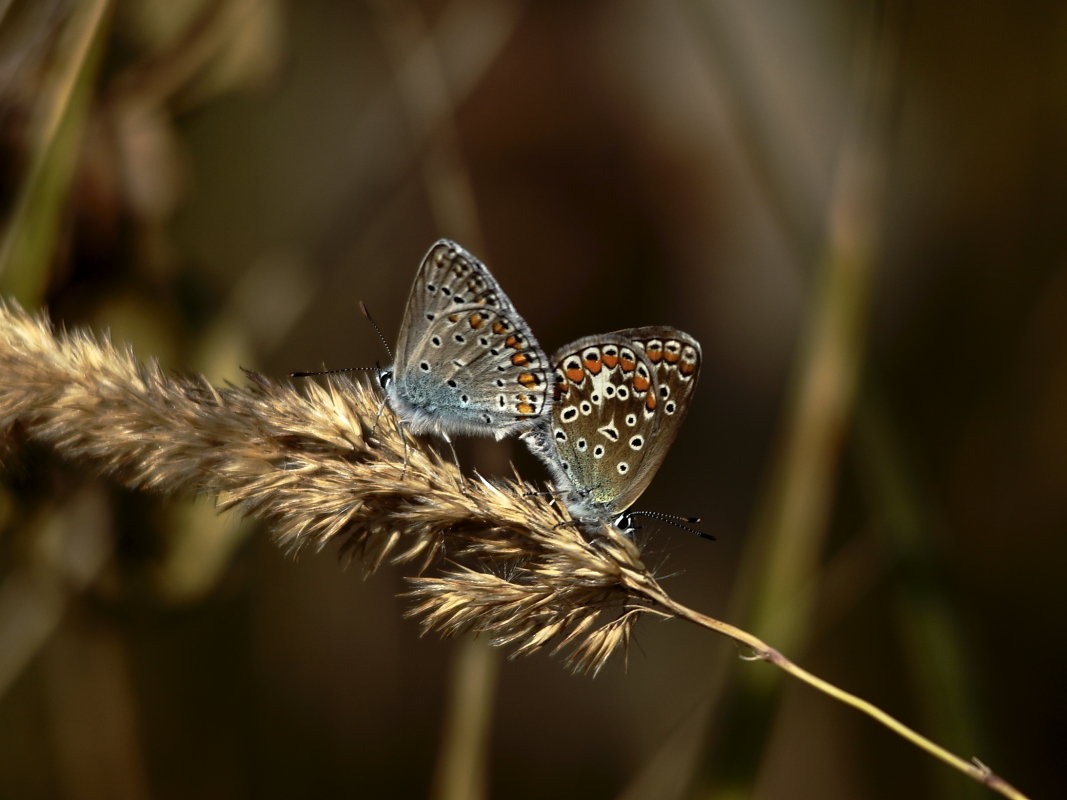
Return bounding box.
[291,302,392,379]
[619,510,714,541]
[289,365,379,378]
[360,301,393,362]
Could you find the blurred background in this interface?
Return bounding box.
[0,1,1064,798]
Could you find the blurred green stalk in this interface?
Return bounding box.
[0,0,113,304]
[687,4,893,796]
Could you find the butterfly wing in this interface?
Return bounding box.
[537,334,659,517]
[534,327,700,520]
[613,326,701,488]
[389,240,551,438]
[396,240,514,358]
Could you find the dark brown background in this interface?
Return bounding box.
[0,1,1064,798]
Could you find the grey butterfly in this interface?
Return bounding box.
[522,327,701,530]
[379,239,551,441]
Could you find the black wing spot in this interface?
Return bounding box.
[419,362,431,372]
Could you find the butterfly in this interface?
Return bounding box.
[522,327,701,531]
[378,240,552,441]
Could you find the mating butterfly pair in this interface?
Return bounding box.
[381,240,701,532]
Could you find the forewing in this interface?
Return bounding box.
[412,303,551,430]
[614,326,701,464]
[395,240,515,364]
[548,334,661,515]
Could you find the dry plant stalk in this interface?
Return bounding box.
[0,301,1028,799]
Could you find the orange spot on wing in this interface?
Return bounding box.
[645,347,663,362]
[492,321,506,334]
[664,350,680,363]
[511,353,529,366]
[633,375,650,392]
[584,358,603,375]
[505,335,520,349]
[645,394,657,411]
[468,313,485,329]
[448,313,460,322]
[620,356,636,372]
[680,362,697,376]
[565,367,585,383]
[517,372,538,387]
[517,402,535,415]
[601,353,619,368]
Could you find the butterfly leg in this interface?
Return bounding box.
[439,432,469,494]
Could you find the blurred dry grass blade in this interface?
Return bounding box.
[0,300,662,674]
